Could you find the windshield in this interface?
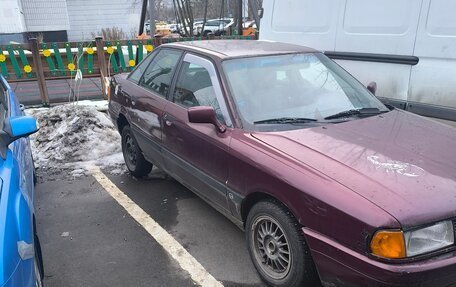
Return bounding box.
[222,53,389,131]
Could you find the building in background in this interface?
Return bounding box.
[0,0,33,44]
[0,0,141,44]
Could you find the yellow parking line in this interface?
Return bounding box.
[89,165,223,287]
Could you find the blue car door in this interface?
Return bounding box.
[0,77,36,287]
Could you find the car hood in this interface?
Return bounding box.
[251,110,456,228]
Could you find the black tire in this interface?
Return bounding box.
[34,233,44,287]
[121,125,153,177]
[246,200,320,287]
[33,159,37,186]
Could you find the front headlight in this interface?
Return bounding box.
[404,220,454,257]
[370,220,454,259]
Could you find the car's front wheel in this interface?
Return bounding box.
[246,200,320,287]
[121,125,152,177]
[34,233,44,287]
[34,257,44,287]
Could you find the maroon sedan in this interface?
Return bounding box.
[108,40,456,286]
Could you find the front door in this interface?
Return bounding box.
[162,53,233,211]
[128,48,183,168]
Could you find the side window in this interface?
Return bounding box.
[173,62,225,124]
[140,49,182,97]
[128,50,156,84]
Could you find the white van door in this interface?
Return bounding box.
[332,0,422,103]
[408,0,456,119]
[260,0,342,51]
[261,0,423,104]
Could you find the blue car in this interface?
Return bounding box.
[0,75,43,287]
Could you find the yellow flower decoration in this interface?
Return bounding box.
[68,63,76,71]
[23,65,32,73]
[0,54,5,62]
[43,49,51,57]
[145,45,154,52]
[86,47,94,55]
[128,60,135,67]
[107,46,115,54]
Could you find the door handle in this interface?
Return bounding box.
[163,114,173,127]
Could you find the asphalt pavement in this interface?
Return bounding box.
[36,168,264,287]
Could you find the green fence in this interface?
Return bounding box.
[0,35,255,82]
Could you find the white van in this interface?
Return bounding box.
[260,0,456,121]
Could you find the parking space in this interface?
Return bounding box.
[36,167,263,287]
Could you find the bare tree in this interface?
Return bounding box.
[172,0,249,36]
[200,0,208,35]
[173,0,196,36]
[174,0,188,36]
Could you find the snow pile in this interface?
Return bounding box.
[27,103,126,179]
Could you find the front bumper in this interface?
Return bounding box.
[303,227,456,287]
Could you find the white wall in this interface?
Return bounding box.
[21,0,70,32]
[66,0,142,41]
[0,0,26,33]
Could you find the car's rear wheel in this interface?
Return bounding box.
[121,125,152,177]
[246,200,320,287]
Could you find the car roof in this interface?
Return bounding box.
[161,40,318,59]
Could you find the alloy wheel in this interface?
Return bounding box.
[125,134,137,168]
[251,215,292,280]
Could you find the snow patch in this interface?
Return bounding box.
[27,103,125,179]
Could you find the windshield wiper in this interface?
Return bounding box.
[254,117,318,124]
[324,108,384,120]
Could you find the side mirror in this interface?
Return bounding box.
[188,106,226,133]
[0,116,38,159]
[367,81,377,95]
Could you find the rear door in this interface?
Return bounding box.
[162,53,233,211]
[128,48,183,168]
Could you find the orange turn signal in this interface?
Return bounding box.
[370,230,406,259]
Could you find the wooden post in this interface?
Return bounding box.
[29,38,49,106]
[95,37,108,99]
